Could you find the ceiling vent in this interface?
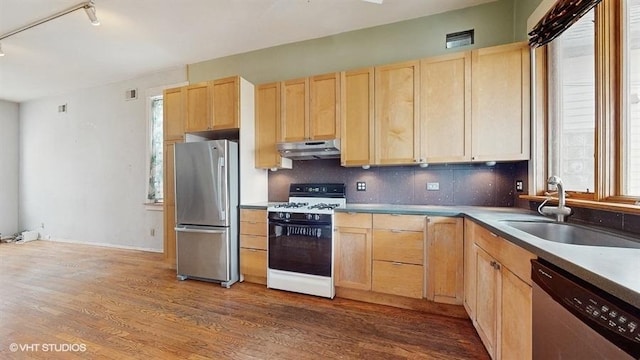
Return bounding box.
[446,29,474,49]
[125,88,138,101]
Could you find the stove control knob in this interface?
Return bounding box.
[314,214,320,221]
[306,213,313,220]
[285,213,291,219]
[278,212,285,219]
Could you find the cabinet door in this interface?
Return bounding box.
[163,141,179,269]
[335,227,372,290]
[374,61,420,165]
[475,245,500,359]
[309,73,340,140]
[163,87,184,141]
[463,220,478,318]
[426,217,464,305]
[421,52,471,163]
[255,82,285,169]
[240,248,267,282]
[372,260,423,299]
[281,78,309,142]
[341,68,374,167]
[501,268,532,360]
[211,76,239,130]
[471,42,530,161]
[184,82,211,132]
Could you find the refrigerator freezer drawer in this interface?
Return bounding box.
[176,227,232,285]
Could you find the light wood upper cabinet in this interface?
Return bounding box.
[420,52,471,163]
[280,74,341,142]
[281,77,309,142]
[341,67,374,167]
[471,42,530,161]
[425,217,464,305]
[184,82,211,132]
[309,73,340,140]
[255,82,292,169]
[163,87,185,141]
[374,61,421,165]
[335,212,372,291]
[183,76,242,132]
[211,76,239,130]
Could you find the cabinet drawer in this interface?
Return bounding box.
[240,235,267,250]
[373,214,426,231]
[240,209,267,223]
[473,223,535,286]
[240,248,267,279]
[240,221,267,237]
[372,260,423,299]
[372,229,424,264]
[335,212,372,228]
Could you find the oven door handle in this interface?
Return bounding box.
[269,220,332,227]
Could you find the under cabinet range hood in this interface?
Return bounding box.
[277,139,341,160]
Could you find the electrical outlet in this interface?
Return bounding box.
[356,182,366,191]
[516,180,524,192]
[427,182,440,191]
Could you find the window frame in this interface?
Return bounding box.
[531,0,640,208]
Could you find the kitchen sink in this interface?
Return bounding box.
[501,220,640,249]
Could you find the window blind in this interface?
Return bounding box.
[529,0,602,47]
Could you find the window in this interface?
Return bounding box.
[623,0,640,196]
[548,9,596,194]
[147,96,163,203]
[535,0,640,205]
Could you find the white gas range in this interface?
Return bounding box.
[266,183,346,298]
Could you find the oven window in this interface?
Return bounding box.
[268,221,332,277]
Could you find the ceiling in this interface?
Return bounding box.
[0,0,495,103]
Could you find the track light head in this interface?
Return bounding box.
[84,2,100,26]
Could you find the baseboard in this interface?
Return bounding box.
[44,237,163,253]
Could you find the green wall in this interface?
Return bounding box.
[188,0,541,84]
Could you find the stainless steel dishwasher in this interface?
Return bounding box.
[532,259,639,359]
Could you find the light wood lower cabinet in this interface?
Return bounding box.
[334,212,373,291]
[371,214,425,299]
[425,217,464,305]
[465,220,535,360]
[239,209,267,284]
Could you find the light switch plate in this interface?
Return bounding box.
[427,182,440,191]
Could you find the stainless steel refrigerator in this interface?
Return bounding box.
[174,139,239,288]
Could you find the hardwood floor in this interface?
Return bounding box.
[0,241,489,359]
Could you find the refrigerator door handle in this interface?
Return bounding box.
[218,156,226,221]
[175,227,227,235]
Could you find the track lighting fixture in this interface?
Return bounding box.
[0,1,100,56]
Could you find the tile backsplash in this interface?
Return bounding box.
[268,159,529,207]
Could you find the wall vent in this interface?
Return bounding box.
[125,88,138,101]
[58,104,67,113]
[446,29,474,49]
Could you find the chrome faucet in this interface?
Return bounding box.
[538,176,572,222]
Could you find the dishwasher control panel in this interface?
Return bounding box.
[532,260,639,358]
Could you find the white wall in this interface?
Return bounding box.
[0,100,19,238]
[19,67,186,251]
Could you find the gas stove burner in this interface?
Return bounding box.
[308,203,341,210]
[273,202,309,209]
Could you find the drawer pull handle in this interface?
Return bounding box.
[490,232,498,238]
[390,214,401,216]
[392,262,403,266]
[390,229,402,233]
